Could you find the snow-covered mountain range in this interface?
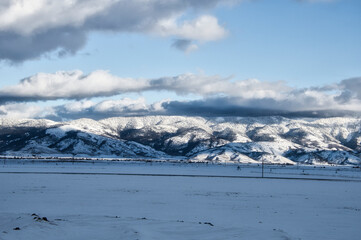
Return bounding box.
[0,116,360,165]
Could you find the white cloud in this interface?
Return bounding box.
[53,97,169,119]
[149,74,291,100]
[0,0,229,61]
[0,103,55,119]
[0,0,339,61]
[0,0,115,35]
[1,70,361,115]
[0,70,149,100]
[62,100,95,112]
[153,15,227,42]
[154,15,227,52]
[93,98,148,113]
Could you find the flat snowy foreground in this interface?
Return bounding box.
[0,161,361,240]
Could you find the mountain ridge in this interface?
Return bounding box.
[0,116,360,165]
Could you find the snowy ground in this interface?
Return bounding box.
[0,160,361,240]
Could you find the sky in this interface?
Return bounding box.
[0,0,360,120]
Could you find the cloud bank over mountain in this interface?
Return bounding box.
[0,70,360,120]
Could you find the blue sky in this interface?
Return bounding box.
[0,0,360,119]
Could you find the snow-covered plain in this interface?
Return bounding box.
[1,160,361,240]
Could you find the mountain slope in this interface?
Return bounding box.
[0,116,360,165]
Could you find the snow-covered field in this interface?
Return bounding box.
[1,160,361,240]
